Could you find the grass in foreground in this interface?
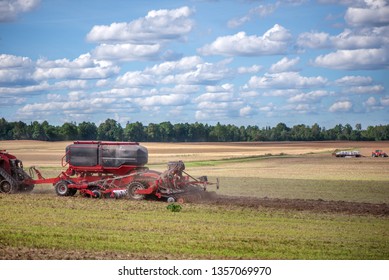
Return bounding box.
[0,194,388,260]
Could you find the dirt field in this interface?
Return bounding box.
[206,195,389,216]
[2,140,388,165]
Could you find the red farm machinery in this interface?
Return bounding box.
[0,141,219,203]
[371,149,388,157]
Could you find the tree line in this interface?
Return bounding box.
[0,118,388,142]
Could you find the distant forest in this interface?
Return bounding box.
[0,118,389,142]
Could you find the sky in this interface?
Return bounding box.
[0,0,388,128]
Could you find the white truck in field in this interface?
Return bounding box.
[333,150,362,157]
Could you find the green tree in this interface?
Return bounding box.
[311,123,321,140]
[188,122,208,142]
[273,123,290,141]
[145,123,160,141]
[97,119,123,141]
[124,122,145,142]
[43,124,61,141]
[11,121,29,140]
[159,121,173,142]
[78,122,97,140]
[31,121,48,141]
[173,123,189,142]
[61,122,78,140]
[0,118,11,140]
[210,122,227,141]
[343,124,353,140]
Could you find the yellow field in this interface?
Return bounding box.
[2,139,388,165]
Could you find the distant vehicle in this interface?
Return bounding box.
[333,150,362,157]
[371,150,388,157]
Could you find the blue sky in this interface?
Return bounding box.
[0,0,388,128]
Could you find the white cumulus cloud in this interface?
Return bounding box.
[287,90,331,103]
[0,54,34,85]
[86,6,194,44]
[297,32,331,49]
[33,54,120,80]
[0,0,40,22]
[237,65,262,74]
[198,24,292,56]
[313,48,389,70]
[134,93,189,107]
[239,105,253,117]
[228,2,279,28]
[345,4,389,27]
[161,59,233,85]
[298,27,389,50]
[335,75,373,86]
[247,72,327,89]
[92,43,161,61]
[145,56,203,76]
[194,92,233,103]
[343,85,384,94]
[329,100,353,112]
[269,57,300,73]
[116,71,156,88]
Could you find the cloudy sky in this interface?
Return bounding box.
[0,0,388,128]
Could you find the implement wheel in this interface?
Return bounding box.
[55,180,74,196]
[127,181,146,200]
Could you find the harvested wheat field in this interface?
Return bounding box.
[2,140,388,165]
[0,140,388,260]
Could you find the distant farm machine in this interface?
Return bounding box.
[0,141,219,203]
[371,149,388,157]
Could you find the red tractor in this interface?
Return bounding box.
[371,149,388,157]
[1,141,218,203]
[0,150,34,193]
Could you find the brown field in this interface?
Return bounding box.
[2,140,388,165]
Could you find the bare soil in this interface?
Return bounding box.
[0,246,180,260]
[203,195,389,216]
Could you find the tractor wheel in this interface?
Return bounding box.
[0,180,17,194]
[55,181,73,196]
[127,181,146,200]
[0,167,18,194]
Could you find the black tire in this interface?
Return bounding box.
[0,180,16,194]
[127,181,146,200]
[0,167,18,194]
[92,190,101,198]
[68,188,77,196]
[55,180,73,196]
